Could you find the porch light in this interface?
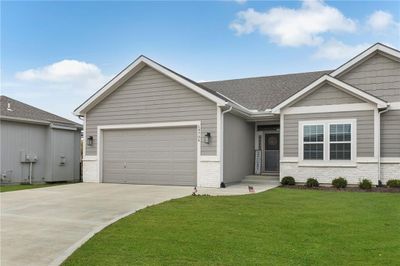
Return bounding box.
[204,132,211,144]
[87,136,94,146]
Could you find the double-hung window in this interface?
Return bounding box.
[303,125,324,160]
[329,124,352,160]
[300,120,356,163]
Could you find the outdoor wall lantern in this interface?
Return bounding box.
[204,132,211,144]
[87,136,94,146]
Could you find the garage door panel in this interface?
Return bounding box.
[103,126,197,186]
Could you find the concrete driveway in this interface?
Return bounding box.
[1,183,193,266]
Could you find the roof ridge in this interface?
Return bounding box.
[200,70,332,84]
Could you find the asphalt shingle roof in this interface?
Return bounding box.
[1,95,81,127]
[201,70,332,110]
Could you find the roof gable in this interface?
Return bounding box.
[331,43,400,77]
[74,56,227,115]
[290,83,365,107]
[271,75,388,113]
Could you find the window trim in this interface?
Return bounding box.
[298,119,357,166]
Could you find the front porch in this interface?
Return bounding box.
[254,123,281,176]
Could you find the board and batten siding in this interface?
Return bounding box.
[291,83,364,107]
[381,110,400,157]
[223,113,254,183]
[85,66,218,156]
[0,121,48,183]
[283,110,374,157]
[338,52,400,102]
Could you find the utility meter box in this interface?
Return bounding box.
[20,151,38,163]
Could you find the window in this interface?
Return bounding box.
[330,124,351,160]
[303,125,324,160]
[300,120,355,163]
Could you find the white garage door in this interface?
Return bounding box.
[102,126,197,186]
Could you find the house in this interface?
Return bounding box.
[74,43,400,188]
[1,96,82,184]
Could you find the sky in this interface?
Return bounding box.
[2,0,400,122]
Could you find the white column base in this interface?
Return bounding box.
[82,159,99,183]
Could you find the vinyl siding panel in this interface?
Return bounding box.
[381,110,400,157]
[283,110,374,157]
[223,113,254,183]
[291,83,364,107]
[85,66,218,156]
[339,53,400,102]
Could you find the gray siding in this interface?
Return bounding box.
[283,111,374,157]
[51,129,81,182]
[223,113,254,183]
[381,110,400,157]
[291,83,364,107]
[0,120,81,184]
[1,121,48,183]
[339,52,400,102]
[86,66,217,156]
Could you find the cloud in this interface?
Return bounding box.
[314,39,370,61]
[4,59,111,122]
[16,59,104,82]
[366,10,398,32]
[230,0,357,47]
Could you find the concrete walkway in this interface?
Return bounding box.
[1,180,279,266]
[198,175,280,195]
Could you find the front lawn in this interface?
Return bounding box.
[64,188,400,265]
[0,183,66,192]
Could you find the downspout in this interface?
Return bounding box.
[220,105,233,188]
[377,107,389,185]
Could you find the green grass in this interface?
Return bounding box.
[0,183,66,192]
[64,188,400,266]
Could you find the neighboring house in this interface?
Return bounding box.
[74,43,400,188]
[1,96,82,184]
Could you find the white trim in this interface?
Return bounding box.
[74,56,226,115]
[97,121,202,185]
[282,103,376,115]
[389,102,400,110]
[216,106,221,160]
[331,43,400,77]
[280,157,298,163]
[83,116,87,157]
[279,114,284,166]
[82,156,97,161]
[50,124,78,131]
[0,115,50,125]
[272,75,388,113]
[381,157,400,163]
[298,119,357,166]
[357,157,378,163]
[373,108,379,160]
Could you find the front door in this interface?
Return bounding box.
[265,133,280,172]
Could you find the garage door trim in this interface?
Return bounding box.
[97,121,201,185]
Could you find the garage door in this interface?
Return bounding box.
[102,126,197,186]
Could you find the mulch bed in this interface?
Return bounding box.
[281,185,400,193]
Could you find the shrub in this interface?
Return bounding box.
[386,179,400,188]
[306,178,319,188]
[281,176,295,186]
[359,179,372,190]
[332,177,347,189]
